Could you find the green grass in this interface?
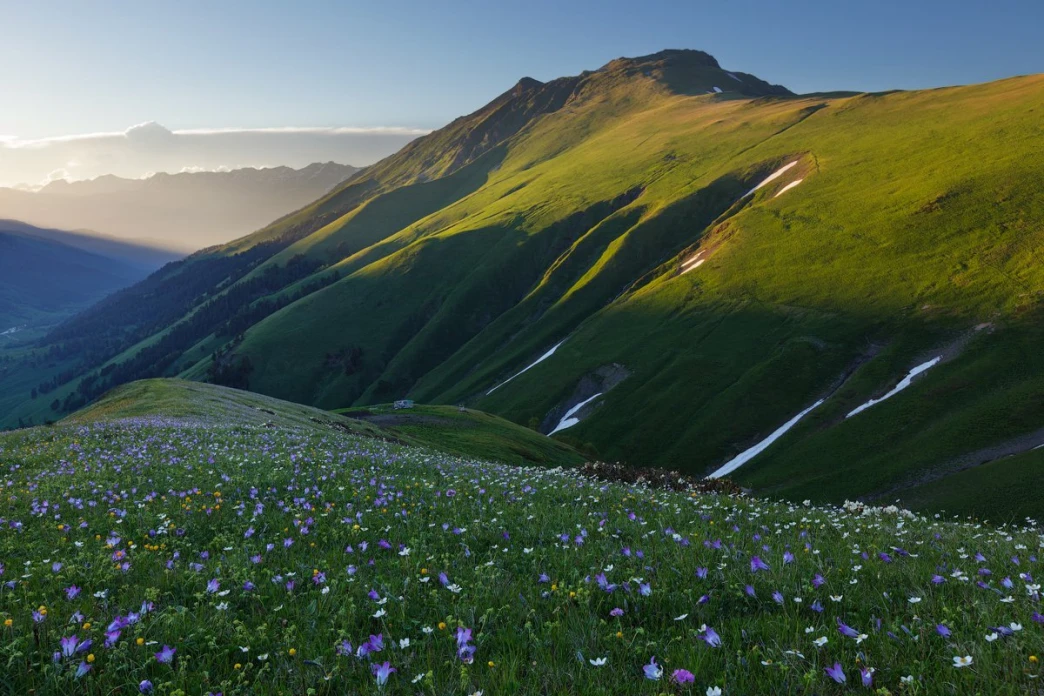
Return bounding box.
[0,379,1041,695]
[332,403,585,468]
[897,447,1044,522]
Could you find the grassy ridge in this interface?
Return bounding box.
[332,403,585,468]
[74,380,584,469]
[63,379,380,436]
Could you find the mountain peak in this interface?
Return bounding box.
[593,48,790,97]
[601,48,721,72]
[358,48,792,191]
[509,76,542,96]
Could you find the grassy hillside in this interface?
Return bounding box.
[70,379,584,468]
[0,378,1041,694]
[63,378,381,436]
[333,403,585,467]
[3,50,1043,518]
[0,221,149,329]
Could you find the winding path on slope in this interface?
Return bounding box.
[866,425,1044,502]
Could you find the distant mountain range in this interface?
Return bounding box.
[0,162,358,251]
[0,220,173,331]
[3,49,1044,518]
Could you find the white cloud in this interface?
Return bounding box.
[174,125,428,136]
[43,169,70,184]
[0,122,429,186]
[1,122,429,149]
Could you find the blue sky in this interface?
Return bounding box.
[3,0,1042,138]
[0,0,1041,184]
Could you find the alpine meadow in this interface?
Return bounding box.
[2,25,1044,696]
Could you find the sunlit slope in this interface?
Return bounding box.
[449,75,1044,514]
[222,72,1044,509]
[145,64,1044,519]
[228,91,827,405]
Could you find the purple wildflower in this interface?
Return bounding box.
[837,619,859,638]
[699,626,722,648]
[372,661,396,687]
[672,668,695,684]
[59,635,81,658]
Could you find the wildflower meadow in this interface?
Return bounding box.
[0,414,1041,694]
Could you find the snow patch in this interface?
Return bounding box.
[713,86,723,93]
[773,178,804,198]
[744,161,799,197]
[846,357,941,418]
[680,251,707,275]
[680,259,705,275]
[549,392,603,436]
[726,72,742,82]
[707,399,824,479]
[486,340,565,395]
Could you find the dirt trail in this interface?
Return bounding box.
[867,425,1044,501]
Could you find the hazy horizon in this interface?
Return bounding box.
[0,122,425,188]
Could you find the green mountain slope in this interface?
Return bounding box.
[4,50,1044,517]
[0,220,153,329]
